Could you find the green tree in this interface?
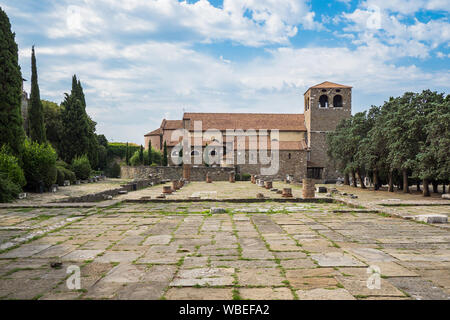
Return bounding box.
[125,142,130,165]
[60,93,90,163]
[327,119,352,185]
[22,140,57,190]
[146,140,152,165]
[42,100,63,154]
[139,145,144,164]
[71,76,99,168]
[163,141,168,166]
[28,46,46,144]
[414,91,448,196]
[0,8,25,157]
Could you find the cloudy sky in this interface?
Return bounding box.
[1,0,449,144]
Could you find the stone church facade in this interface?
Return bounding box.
[145,81,352,182]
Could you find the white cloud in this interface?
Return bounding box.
[341,2,450,59]
[41,0,322,46]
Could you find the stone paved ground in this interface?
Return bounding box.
[117,181,304,201]
[330,185,450,226]
[0,201,449,300]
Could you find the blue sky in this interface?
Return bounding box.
[1,0,449,144]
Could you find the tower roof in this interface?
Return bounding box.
[305,81,352,94]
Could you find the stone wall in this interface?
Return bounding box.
[121,165,236,181]
[59,179,154,203]
[235,150,307,182]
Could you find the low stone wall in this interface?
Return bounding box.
[121,166,236,182]
[59,179,155,203]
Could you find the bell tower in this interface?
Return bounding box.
[304,81,352,180]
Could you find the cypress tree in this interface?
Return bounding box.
[148,140,152,165]
[125,142,129,165]
[139,145,144,164]
[59,93,90,163]
[163,141,168,166]
[70,75,98,168]
[28,46,46,144]
[0,8,25,156]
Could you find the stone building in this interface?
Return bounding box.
[144,81,352,182]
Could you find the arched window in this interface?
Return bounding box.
[210,150,217,156]
[288,153,291,160]
[333,95,343,108]
[319,95,328,108]
[191,150,200,156]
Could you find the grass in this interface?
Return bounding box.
[29,215,53,222]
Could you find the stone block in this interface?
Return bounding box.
[414,214,447,224]
[442,194,450,200]
[210,207,227,214]
[317,186,327,193]
[282,188,293,198]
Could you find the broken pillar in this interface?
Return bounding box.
[302,178,315,199]
[265,181,273,189]
[282,188,293,198]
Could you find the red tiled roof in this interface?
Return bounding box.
[310,81,352,89]
[161,119,183,130]
[183,113,306,131]
[144,128,162,137]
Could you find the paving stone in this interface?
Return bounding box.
[102,263,146,283]
[240,287,293,300]
[33,244,78,258]
[210,259,278,269]
[339,278,406,297]
[238,268,285,286]
[182,256,209,268]
[95,251,142,263]
[142,235,172,245]
[170,268,235,287]
[279,259,316,269]
[83,281,124,299]
[114,282,167,300]
[388,277,450,300]
[142,265,177,282]
[349,248,396,263]
[0,244,52,259]
[311,252,366,267]
[62,250,104,262]
[165,288,233,300]
[296,288,355,300]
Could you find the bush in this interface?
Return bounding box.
[107,142,139,160]
[72,155,92,180]
[22,140,58,190]
[129,150,142,166]
[0,174,22,202]
[107,162,121,178]
[0,148,26,202]
[241,173,251,181]
[0,147,26,188]
[56,166,76,186]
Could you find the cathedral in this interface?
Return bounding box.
[145,81,352,182]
